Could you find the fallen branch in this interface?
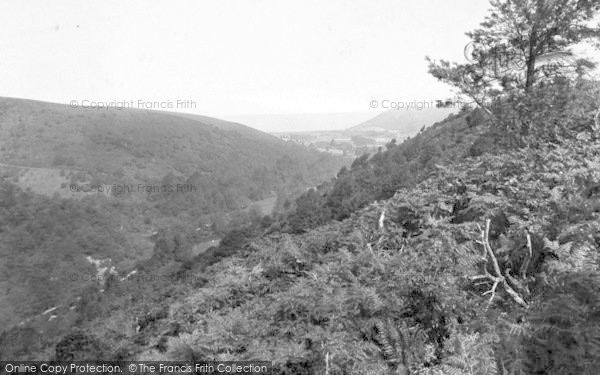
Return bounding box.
[378,209,386,231]
[470,219,528,308]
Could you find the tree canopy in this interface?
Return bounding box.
[427,0,600,111]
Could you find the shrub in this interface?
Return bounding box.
[54,331,109,360]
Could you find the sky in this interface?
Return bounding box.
[1,1,494,132]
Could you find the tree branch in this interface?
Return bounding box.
[471,219,528,308]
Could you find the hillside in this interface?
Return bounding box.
[279,110,486,234]
[0,97,348,231]
[0,97,344,201]
[164,135,600,374]
[348,107,457,135]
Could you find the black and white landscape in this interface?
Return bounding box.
[2,1,600,374]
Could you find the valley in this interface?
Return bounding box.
[3,1,600,373]
[0,97,346,336]
[272,107,459,158]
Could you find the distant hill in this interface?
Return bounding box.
[165,111,280,140]
[0,97,345,205]
[348,107,458,135]
[267,108,462,159]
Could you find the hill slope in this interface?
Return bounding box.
[167,137,600,373]
[280,110,487,233]
[348,107,457,134]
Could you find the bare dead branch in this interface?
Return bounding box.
[484,219,503,276]
[471,219,528,308]
[367,243,375,256]
[378,209,386,231]
[520,230,532,279]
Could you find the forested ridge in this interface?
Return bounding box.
[0,97,345,215]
